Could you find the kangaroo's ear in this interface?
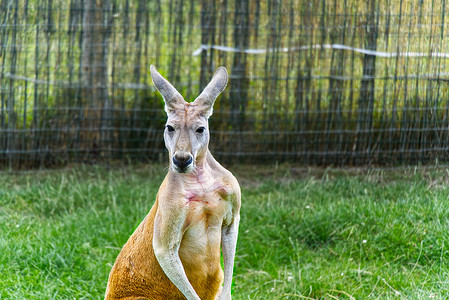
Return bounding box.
[193,67,228,118]
[150,65,186,114]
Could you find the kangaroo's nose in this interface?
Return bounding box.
[173,153,193,172]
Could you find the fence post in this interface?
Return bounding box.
[81,0,111,159]
[356,0,378,165]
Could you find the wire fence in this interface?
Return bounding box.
[1,0,449,168]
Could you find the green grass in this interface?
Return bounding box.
[1,165,448,299]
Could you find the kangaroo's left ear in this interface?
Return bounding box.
[193,67,228,118]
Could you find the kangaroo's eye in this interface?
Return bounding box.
[166,125,175,132]
[196,127,206,134]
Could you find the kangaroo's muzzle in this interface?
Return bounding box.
[172,152,193,173]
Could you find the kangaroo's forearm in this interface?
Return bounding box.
[220,214,240,299]
[154,246,201,300]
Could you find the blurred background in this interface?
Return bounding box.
[1,0,449,169]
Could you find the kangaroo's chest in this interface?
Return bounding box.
[184,182,232,231]
[179,180,233,260]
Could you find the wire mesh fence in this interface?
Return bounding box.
[1,0,449,168]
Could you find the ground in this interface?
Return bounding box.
[0,164,448,299]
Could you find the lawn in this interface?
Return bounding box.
[0,165,448,299]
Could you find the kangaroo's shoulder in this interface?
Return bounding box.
[206,152,240,197]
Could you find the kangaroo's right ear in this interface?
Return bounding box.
[150,65,186,114]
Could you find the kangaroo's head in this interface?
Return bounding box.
[150,65,228,173]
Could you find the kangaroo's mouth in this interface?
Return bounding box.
[173,164,194,173]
